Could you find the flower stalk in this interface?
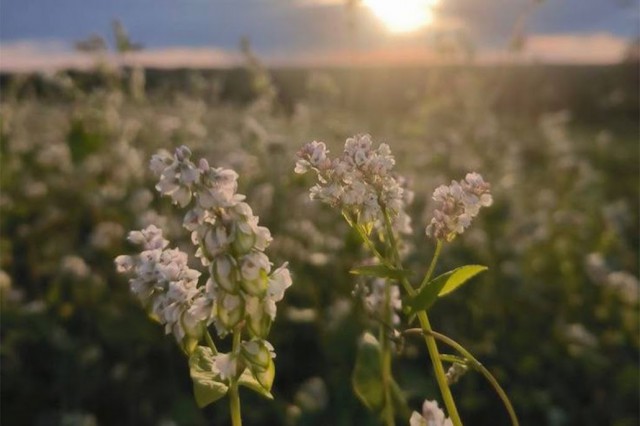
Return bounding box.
[116,145,293,423]
[295,135,507,426]
[404,328,520,426]
[229,328,243,426]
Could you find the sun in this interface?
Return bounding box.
[363,0,439,34]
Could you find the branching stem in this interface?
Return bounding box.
[404,328,520,426]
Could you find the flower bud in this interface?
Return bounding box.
[204,226,231,258]
[232,222,256,255]
[239,252,270,297]
[252,356,275,391]
[245,296,272,338]
[241,340,274,371]
[212,255,239,293]
[216,292,244,330]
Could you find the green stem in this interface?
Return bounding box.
[416,312,463,426]
[356,225,389,266]
[379,209,462,426]
[380,281,395,426]
[404,329,520,426]
[229,382,242,426]
[419,240,443,290]
[229,328,242,426]
[204,329,219,355]
[440,354,467,365]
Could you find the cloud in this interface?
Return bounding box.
[0,32,629,72]
[0,39,240,72]
[519,32,629,64]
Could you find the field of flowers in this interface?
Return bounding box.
[1,57,638,426]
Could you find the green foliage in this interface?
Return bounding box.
[352,333,385,412]
[406,265,488,316]
[67,118,104,164]
[351,333,409,421]
[238,368,274,400]
[188,347,229,408]
[0,64,638,425]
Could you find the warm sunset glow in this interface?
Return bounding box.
[363,0,439,33]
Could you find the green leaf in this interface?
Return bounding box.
[389,379,411,422]
[352,332,384,412]
[406,265,488,316]
[439,265,488,296]
[352,333,407,420]
[350,264,410,280]
[188,346,229,408]
[405,272,452,316]
[253,357,276,393]
[238,368,274,400]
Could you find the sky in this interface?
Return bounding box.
[0,0,638,70]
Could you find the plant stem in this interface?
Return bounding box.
[416,312,463,426]
[380,210,462,426]
[404,329,520,426]
[229,382,242,426]
[380,281,395,426]
[204,329,219,355]
[419,240,443,290]
[229,328,242,426]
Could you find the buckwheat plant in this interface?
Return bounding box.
[116,146,292,426]
[295,135,518,426]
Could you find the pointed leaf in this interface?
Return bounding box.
[253,357,276,392]
[350,264,410,280]
[352,332,384,412]
[405,271,453,316]
[239,368,274,400]
[439,265,488,296]
[406,265,488,316]
[188,346,229,408]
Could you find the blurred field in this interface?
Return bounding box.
[1,60,638,426]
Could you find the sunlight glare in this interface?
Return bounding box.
[363,0,439,33]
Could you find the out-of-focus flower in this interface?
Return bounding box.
[606,271,639,305]
[425,172,492,242]
[364,278,402,326]
[91,221,125,250]
[61,255,91,279]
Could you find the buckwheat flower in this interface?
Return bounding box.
[127,224,168,249]
[264,264,293,320]
[117,144,292,404]
[295,141,330,173]
[116,226,207,345]
[425,173,492,242]
[152,146,201,207]
[295,135,412,234]
[214,353,237,380]
[410,400,453,426]
[242,340,275,368]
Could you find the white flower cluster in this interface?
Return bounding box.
[115,225,207,344]
[425,172,492,242]
[295,135,413,234]
[116,145,292,380]
[409,400,453,426]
